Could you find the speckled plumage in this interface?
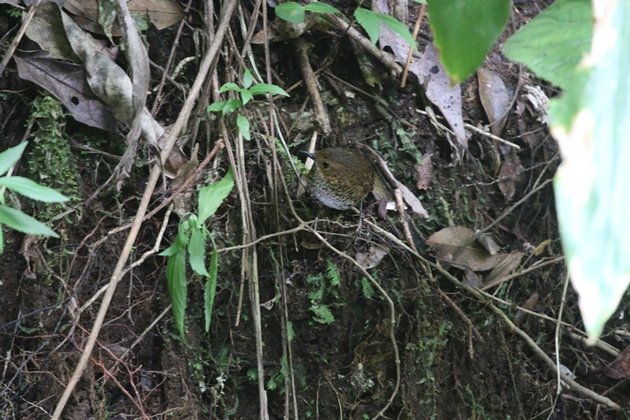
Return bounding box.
[308,148,375,210]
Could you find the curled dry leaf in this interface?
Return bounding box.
[414,153,433,191]
[26,2,77,60]
[356,246,390,270]
[483,251,525,287]
[498,152,524,201]
[477,68,510,136]
[426,226,508,272]
[373,0,468,149]
[60,9,164,147]
[603,345,630,380]
[475,231,501,255]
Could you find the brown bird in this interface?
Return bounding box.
[306,147,375,210]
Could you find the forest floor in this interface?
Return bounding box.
[1,0,629,418]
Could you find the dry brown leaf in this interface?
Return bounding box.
[14,54,116,130]
[498,153,524,200]
[603,345,630,379]
[484,251,525,286]
[477,68,510,136]
[356,246,389,270]
[414,153,433,191]
[426,226,508,272]
[25,2,76,60]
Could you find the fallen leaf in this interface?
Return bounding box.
[25,2,77,60]
[373,0,468,149]
[484,251,525,287]
[396,181,429,218]
[414,153,433,191]
[498,152,524,200]
[477,68,510,136]
[603,345,630,379]
[64,0,184,32]
[14,54,116,130]
[356,246,389,270]
[426,226,508,271]
[475,231,501,255]
[60,9,164,146]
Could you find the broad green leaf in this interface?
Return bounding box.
[503,0,592,91]
[188,224,209,277]
[249,83,289,97]
[165,245,187,338]
[275,2,305,24]
[160,219,190,256]
[354,8,382,45]
[551,1,630,341]
[198,170,235,225]
[207,100,227,113]
[427,0,510,83]
[204,247,218,332]
[303,2,341,15]
[0,204,58,237]
[240,88,254,106]
[0,176,68,203]
[243,68,254,89]
[236,113,251,140]
[222,99,242,115]
[0,226,4,254]
[0,142,27,176]
[377,13,416,50]
[219,82,241,93]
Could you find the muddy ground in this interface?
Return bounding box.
[1,0,630,419]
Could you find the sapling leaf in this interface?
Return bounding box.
[243,68,254,89]
[198,170,235,226]
[204,247,219,332]
[0,205,58,237]
[275,2,305,24]
[303,2,341,15]
[0,176,68,203]
[0,142,28,176]
[219,82,241,93]
[249,83,289,97]
[188,222,209,277]
[236,113,251,140]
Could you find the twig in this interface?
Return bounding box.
[400,4,426,88]
[0,0,42,75]
[464,123,522,150]
[50,0,239,417]
[293,38,332,134]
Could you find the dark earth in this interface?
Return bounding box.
[1,0,630,419]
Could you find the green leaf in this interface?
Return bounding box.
[204,247,219,332]
[275,2,305,24]
[188,224,209,277]
[550,0,630,341]
[198,170,235,225]
[354,8,382,45]
[243,68,254,89]
[207,101,227,113]
[165,245,187,338]
[304,2,341,15]
[219,82,241,93]
[236,113,251,140]
[310,304,335,324]
[222,99,242,115]
[0,176,68,203]
[249,83,289,97]
[0,142,27,176]
[240,88,254,106]
[427,0,511,83]
[0,204,58,237]
[0,226,4,255]
[378,12,416,50]
[503,0,592,91]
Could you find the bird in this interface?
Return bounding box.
[305,147,375,210]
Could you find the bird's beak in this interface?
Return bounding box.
[298,150,315,160]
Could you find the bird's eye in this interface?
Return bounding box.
[321,161,331,170]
